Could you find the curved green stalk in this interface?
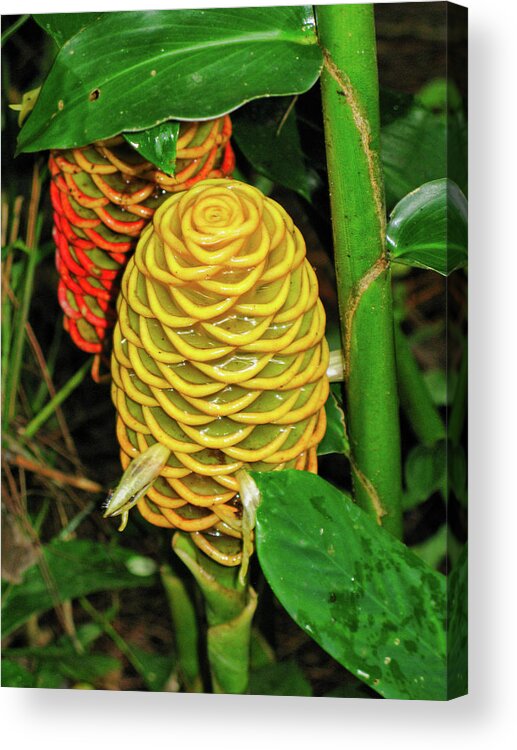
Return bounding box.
[316,4,402,537]
[173,533,257,694]
[394,324,445,445]
[160,565,203,692]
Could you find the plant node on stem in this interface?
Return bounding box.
[316,4,403,538]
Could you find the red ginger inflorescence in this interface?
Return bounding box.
[50,116,234,379]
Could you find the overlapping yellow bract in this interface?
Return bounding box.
[111,179,329,565]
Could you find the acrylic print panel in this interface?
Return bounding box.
[1,1,467,700]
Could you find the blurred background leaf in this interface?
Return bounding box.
[232,96,322,204]
[2,538,157,637]
[249,659,312,696]
[381,79,467,211]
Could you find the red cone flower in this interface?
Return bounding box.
[50,116,234,379]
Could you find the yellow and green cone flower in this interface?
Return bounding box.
[108,179,329,566]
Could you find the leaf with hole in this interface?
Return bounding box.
[254,470,447,700]
[19,7,322,152]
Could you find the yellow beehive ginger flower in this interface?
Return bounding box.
[108,179,329,566]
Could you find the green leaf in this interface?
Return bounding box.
[1,539,157,637]
[1,658,36,688]
[5,647,120,684]
[249,660,312,697]
[449,442,467,507]
[423,368,458,407]
[324,324,342,352]
[381,80,467,210]
[403,440,446,510]
[160,564,201,691]
[249,628,275,669]
[58,653,120,683]
[325,679,378,699]
[34,12,107,46]
[232,97,321,203]
[379,87,413,127]
[447,544,468,698]
[416,78,463,113]
[254,470,447,700]
[128,645,175,692]
[36,665,66,689]
[410,525,447,569]
[123,121,180,177]
[387,179,468,276]
[206,588,258,694]
[19,7,322,153]
[318,384,350,456]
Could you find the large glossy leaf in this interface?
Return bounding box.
[254,470,447,700]
[34,12,106,46]
[1,539,157,637]
[447,545,468,698]
[387,179,468,276]
[232,96,321,202]
[18,7,322,153]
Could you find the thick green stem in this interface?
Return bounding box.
[317,4,402,537]
[394,324,445,445]
[172,533,256,694]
